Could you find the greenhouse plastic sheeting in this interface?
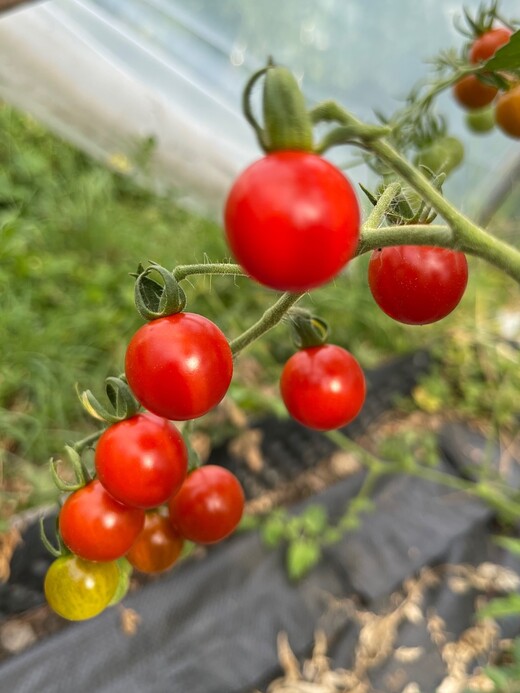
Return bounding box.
[0,0,519,216]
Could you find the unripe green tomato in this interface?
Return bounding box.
[413,136,464,176]
[44,555,119,621]
[465,107,495,134]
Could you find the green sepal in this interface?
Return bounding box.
[262,64,313,152]
[287,308,329,350]
[78,375,140,424]
[133,262,187,321]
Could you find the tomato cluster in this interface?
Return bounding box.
[453,27,520,138]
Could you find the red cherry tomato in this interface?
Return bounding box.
[95,413,188,508]
[470,27,512,63]
[280,344,366,431]
[495,85,520,139]
[224,151,360,291]
[59,480,145,562]
[453,74,498,110]
[126,511,184,574]
[168,466,245,544]
[125,313,233,421]
[368,246,468,325]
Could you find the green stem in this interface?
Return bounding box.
[362,181,401,229]
[357,224,454,255]
[229,292,304,356]
[174,263,245,281]
[72,430,104,453]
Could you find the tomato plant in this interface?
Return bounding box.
[44,555,120,621]
[368,246,469,325]
[95,413,188,508]
[469,27,512,63]
[59,480,145,561]
[224,152,360,292]
[495,84,520,138]
[413,136,464,175]
[453,74,498,110]
[280,345,366,431]
[169,466,245,544]
[125,312,233,421]
[126,511,184,574]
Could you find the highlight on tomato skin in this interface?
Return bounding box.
[367,245,469,326]
[168,465,245,545]
[126,511,184,574]
[280,344,366,431]
[224,151,361,292]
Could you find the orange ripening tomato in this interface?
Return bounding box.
[453,74,498,110]
[126,511,184,574]
[470,27,512,63]
[495,85,520,138]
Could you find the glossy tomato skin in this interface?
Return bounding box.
[495,85,520,139]
[280,345,366,431]
[125,313,233,421]
[453,74,498,110]
[470,28,512,63]
[168,466,245,544]
[44,555,119,621]
[368,246,468,325]
[59,480,145,561]
[95,413,188,508]
[224,152,360,292]
[126,511,184,574]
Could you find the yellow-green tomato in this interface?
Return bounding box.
[465,107,495,134]
[44,555,119,621]
[108,558,133,607]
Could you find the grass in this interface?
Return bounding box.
[0,103,518,522]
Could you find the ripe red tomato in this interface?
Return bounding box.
[45,555,119,621]
[470,28,512,63]
[126,511,184,574]
[495,85,520,138]
[224,151,360,291]
[368,246,468,325]
[125,313,233,421]
[280,344,366,431]
[453,74,498,110]
[59,480,145,562]
[168,466,245,544]
[95,413,188,508]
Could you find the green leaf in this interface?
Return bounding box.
[286,538,321,580]
[237,514,261,532]
[301,505,328,536]
[261,512,287,547]
[484,30,520,72]
[483,665,512,689]
[493,536,520,557]
[478,593,520,620]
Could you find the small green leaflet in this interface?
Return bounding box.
[484,29,520,73]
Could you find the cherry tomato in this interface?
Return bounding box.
[470,28,512,63]
[413,137,464,175]
[126,511,184,574]
[453,74,498,110]
[95,413,188,508]
[224,151,360,291]
[280,344,366,431]
[368,246,468,325]
[125,313,233,421]
[44,555,119,621]
[465,106,495,133]
[169,466,245,544]
[495,85,520,139]
[59,480,145,562]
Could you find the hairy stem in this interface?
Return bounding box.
[174,263,245,281]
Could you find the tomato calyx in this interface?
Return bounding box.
[133,262,187,321]
[287,308,330,350]
[79,374,141,424]
[242,60,313,153]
